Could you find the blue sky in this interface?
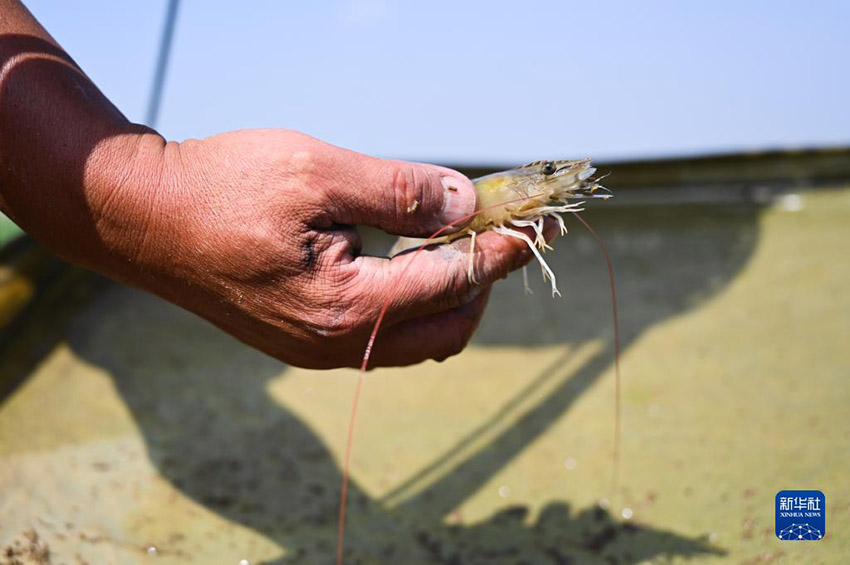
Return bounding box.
[26,0,850,163]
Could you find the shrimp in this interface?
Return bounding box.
[391,159,611,296]
[337,159,616,565]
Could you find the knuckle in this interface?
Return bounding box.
[288,149,318,176]
[389,164,416,225]
[297,273,367,340]
[388,162,441,231]
[283,136,332,188]
[303,302,363,341]
[323,307,358,337]
[435,261,477,308]
[401,263,470,313]
[286,148,326,192]
[389,163,420,199]
[320,299,367,340]
[447,270,474,306]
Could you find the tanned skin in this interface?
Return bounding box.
[0,1,553,368]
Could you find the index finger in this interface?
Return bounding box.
[349,220,559,325]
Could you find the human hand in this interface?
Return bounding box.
[0,2,548,368]
[86,130,553,369]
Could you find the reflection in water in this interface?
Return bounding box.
[61,203,757,562]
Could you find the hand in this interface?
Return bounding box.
[95,129,549,369]
[0,3,546,369]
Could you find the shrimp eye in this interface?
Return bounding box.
[541,161,556,175]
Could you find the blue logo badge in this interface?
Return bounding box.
[775,490,825,540]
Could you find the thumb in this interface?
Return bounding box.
[317,146,477,237]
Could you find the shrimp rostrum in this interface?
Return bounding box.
[395,159,610,297]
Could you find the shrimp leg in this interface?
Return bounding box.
[522,265,532,294]
[467,231,479,284]
[493,225,561,297]
[550,212,568,236]
[509,218,551,251]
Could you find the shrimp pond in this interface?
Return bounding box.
[1,186,848,564]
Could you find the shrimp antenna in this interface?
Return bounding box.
[570,211,622,496]
[336,192,547,565]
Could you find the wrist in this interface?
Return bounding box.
[71,127,174,283]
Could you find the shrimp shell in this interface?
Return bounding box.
[393,159,611,296]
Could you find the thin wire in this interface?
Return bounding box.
[145,0,180,128]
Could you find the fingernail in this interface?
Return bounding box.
[440,175,477,228]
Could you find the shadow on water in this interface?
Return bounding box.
[55,203,758,563]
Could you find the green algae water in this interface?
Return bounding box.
[1,188,848,563]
